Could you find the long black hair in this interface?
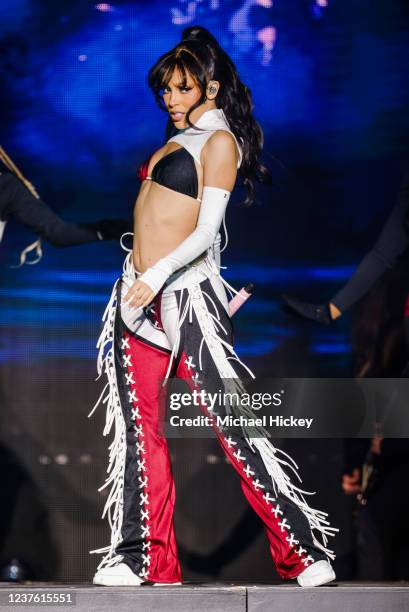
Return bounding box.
[147,25,271,206]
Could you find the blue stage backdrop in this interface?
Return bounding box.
[0,0,408,581]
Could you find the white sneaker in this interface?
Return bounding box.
[93,563,145,586]
[296,560,336,587]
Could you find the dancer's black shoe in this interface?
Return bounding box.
[282,294,332,325]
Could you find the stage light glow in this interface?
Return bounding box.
[170,2,197,26]
[79,454,93,464]
[55,454,69,465]
[95,2,113,12]
[206,454,221,464]
[38,455,52,465]
[257,26,276,49]
[257,26,277,66]
[78,54,88,62]
[313,0,328,18]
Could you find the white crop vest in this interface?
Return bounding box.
[167,108,243,169]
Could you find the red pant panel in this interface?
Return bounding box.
[118,333,182,583]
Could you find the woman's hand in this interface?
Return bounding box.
[123,279,155,309]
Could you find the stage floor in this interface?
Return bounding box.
[1,582,409,612]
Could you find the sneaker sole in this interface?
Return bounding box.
[93,577,182,587]
[93,580,144,586]
[297,569,336,587]
[93,579,144,586]
[93,574,144,587]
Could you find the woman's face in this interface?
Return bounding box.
[162,68,206,128]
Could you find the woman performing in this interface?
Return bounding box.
[90,26,337,588]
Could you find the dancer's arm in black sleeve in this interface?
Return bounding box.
[283,170,409,324]
[331,174,409,312]
[0,171,132,247]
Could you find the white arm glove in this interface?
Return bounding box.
[139,186,230,295]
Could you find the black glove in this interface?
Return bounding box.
[81,218,133,241]
[282,294,332,325]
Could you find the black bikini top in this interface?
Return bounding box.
[145,147,200,202]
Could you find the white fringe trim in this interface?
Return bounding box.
[88,277,128,570]
[88,259,153,577]
[180,273,338,561]
[10,238,43,268]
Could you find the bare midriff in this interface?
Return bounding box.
[132,144,203,273]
